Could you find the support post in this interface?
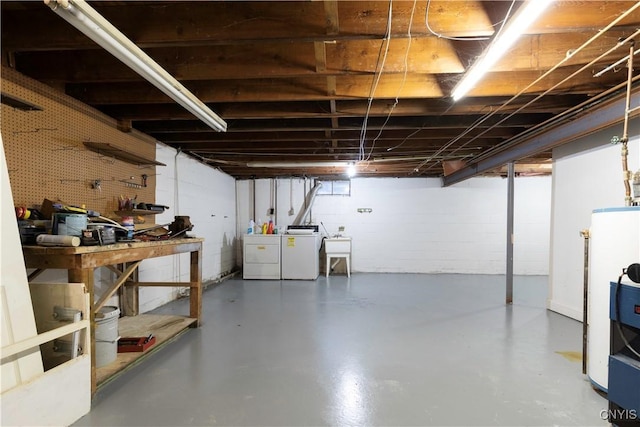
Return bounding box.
[580,229,590,374]
[506,162,515,304]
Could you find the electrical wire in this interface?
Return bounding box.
[358,0,394,162]
[174,148,183,292]
[92,216,128,230]
[361,0,516,166]
[424,0,514,41]
[436,28,640,172]
[366,0,418,161]
[395,0,513,168]
[487,1,516,45]
[415,2,640,175]
[411,106,495,173]
[412,1,512,164]
[174,148,181,215]
[386,127,423,152]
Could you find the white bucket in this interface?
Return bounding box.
[95,306,120,367]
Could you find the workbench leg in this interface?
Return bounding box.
[68,268,96,396]
[190,249,202,326]
[120,262,139,317]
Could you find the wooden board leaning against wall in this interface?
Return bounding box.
[1,66,160,222]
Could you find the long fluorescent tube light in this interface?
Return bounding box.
[247,161,350,168]
[45,0,226,132]
[451,0,553,101]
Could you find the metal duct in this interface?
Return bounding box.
[293,181,322,226]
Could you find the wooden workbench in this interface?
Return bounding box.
[21,237,203,395]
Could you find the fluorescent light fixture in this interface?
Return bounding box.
[45,0,226,132]
[451,0,553,101]
[246,161,350,168]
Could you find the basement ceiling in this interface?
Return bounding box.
[2,1,640,180]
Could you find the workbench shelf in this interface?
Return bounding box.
[21,238,203,397]
[96,314,196,387]
[83,141,166,167]
[114,209,161,216]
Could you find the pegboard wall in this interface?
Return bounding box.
[2,66,158,219]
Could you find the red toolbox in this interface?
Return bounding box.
[117,335,156,353]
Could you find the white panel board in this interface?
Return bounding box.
[1,356,90,426]
[1,135,43,393]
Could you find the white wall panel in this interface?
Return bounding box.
[549,118,640,320]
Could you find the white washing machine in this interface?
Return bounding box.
[243,234,282,279]
[281,233,321,280]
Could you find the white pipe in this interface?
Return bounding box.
[621,42,634,206]
[594,47,640,78]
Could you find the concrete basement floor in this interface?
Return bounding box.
[75,274,608,427]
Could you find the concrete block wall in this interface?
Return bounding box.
[514,177,553,274]
[137,144,237,313]
[237,176,551,275]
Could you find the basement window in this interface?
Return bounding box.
[317,180,351,196]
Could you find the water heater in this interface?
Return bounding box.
[588,207,640,391]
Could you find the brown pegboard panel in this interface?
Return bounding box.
[2,66,160,220]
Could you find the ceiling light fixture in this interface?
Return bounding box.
[246,161,351,168]
[347,162,357,178]
[45,0,227,132]
[451,0,553,102]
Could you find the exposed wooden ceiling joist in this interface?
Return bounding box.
[2,0,639,179]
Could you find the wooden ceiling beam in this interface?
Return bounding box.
[94,95,583,121]
[66,67,611,105]
[529,1,640,34]
[155,127,517,143]
[1,1,497,50]
[3,0,637,180]
[160,141,504,154]
[134,113,543,133]
[13,32,630,82]
[492,32,634,72]
[66,74,445,104]
[163,148,500,165]
[13,38,463,82]
[190,148,449,155]
[197,151,481,162]
[459,67,625,98]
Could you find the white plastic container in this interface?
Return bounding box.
[95,306,120,367]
